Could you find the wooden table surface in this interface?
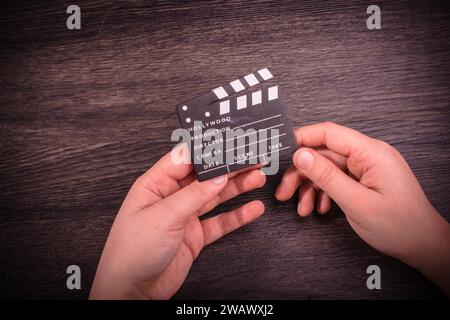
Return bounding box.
[0,0,449,299]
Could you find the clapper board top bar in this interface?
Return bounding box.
[219,85,279,116]
[212,68,274,101]
[178,67,275,112]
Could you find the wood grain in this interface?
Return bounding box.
[0,0,449,299]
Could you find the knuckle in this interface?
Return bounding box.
[323,121,337,129]
[257,173,267,188]
[376,139,391,150]
[235,209,246,226]
[202,195,220,214]
[189,182,206,202]
[134,173,161,197]
[234,178,246,194]
[316,163,337,188]
[134,173,148,188]
[375,139,402,158]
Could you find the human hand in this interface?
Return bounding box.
[89,145,266,299]
[275,122,450,295]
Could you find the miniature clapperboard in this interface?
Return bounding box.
[176,68,296,181]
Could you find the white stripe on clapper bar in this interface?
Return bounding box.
[220,100,230,115]
[257,68,273,80]
[252,90,262,105]
[268,86,278,101]
[213,68,272,100]
[213,86,228,99]
[244,73,259,86]
[237,95,247,110]
[230,79,245,92]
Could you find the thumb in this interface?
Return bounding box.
[152,175,228,226]
[293,148,368,212]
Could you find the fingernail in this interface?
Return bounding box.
[295,150,314,171]
[213,175,226,185]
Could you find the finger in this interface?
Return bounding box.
[294,122,376,157]
[316,148,348,171]
[298,181,315,217]
[179,163,265,189]
[295,122,379,179]
[316,191,331,215]
[198,169,266,215]
[276,148,347,202]
[227,163,266,179]
[201,200,265,246]
[178,172,196,188]
[125,144,193,211]
[124,145,263,212]
[151,174,229,226]
[293,148,373,213]
[275,166,303,201]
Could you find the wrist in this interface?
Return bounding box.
[90,278,146,300]
[403,208,450,296]
[89,264,146,300]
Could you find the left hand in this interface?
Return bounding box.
[89,145,266,299]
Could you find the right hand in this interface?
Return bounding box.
[275,122,450,296]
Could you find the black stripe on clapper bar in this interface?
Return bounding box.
[176,68,296,181]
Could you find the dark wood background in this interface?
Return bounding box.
[0,0,449,299]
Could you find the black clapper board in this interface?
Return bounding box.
[176,68,296,181]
